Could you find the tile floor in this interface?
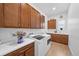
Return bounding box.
[46,42,71,56]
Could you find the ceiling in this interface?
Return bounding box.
[31,3,70,18]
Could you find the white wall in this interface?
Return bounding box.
[68,3,79,55]
[0,28,47,44]
[56,12,68,34]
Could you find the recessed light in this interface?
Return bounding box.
[52,7,56,10]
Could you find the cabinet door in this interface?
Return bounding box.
[51,34,68,45]
[48,19,56,29]
[0,3,3,27]
[41,15,45,23]
[4,3,20,28]
[36,13,41,29]
[25,47,34,56]
[31,7,36,28]
[18,53,24,56]
[31,7,41,29]
[20,3,31,28]
[40,15,45,28]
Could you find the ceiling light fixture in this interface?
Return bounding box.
[52,7,56,10]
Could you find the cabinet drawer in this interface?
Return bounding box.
[5,42,34,56]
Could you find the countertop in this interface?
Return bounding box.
[0,38,35,56]
[47,33,68,35]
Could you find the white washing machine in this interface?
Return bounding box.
[29,34,51,56]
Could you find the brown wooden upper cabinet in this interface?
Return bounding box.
[20,3,31,28]
[0,3,44,28]
[35,12,41,29]
[30,7,37,29]
[40,15,45,28]
[4,3,20,28]
[48,19,56,29]
[0,3,4,27]
[31,7,41,29]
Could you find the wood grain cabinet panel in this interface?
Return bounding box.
[48,19,56,29]
[20,3,31,28]
[0,3,4,27]
[0,3,43,28]
[4,3,20,28]
[31,7,36,28]
[36,13,41,29]
[31,7,41,29]
[35,10,41,27]
[25,47,34,56]
[40,15,45,28]
[51,34,68,45]
[41,15,45,23]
